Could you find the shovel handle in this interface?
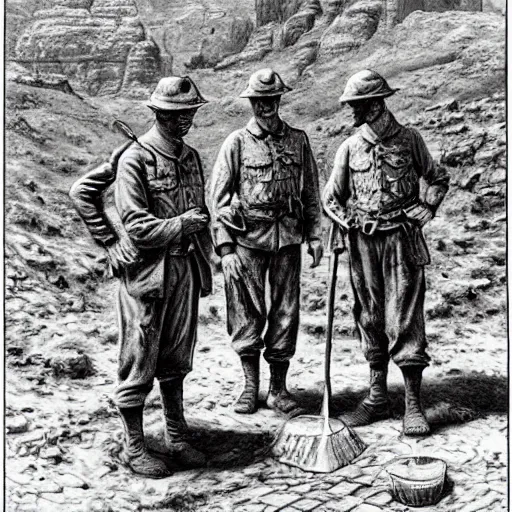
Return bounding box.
[321,250,340,419]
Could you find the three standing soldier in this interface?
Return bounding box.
[70,76,213,477]
[210,68,324,415]
[323,70,449,436]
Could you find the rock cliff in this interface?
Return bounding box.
[8,0,498,95]
[12,0,161,97]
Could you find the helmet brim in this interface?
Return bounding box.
[148,98,208,111]
[239,86,293,98]
[339,89,399,104]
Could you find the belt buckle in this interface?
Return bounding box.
[362,218,379,236]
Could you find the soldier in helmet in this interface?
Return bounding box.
[209,68,324,415]
[70,76,213,477]
[323,70,449,436]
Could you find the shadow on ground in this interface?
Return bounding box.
[145,427,274,471]
[289,372,507,429]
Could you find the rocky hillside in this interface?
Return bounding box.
[5,7,505,373]
[8,0,504,95]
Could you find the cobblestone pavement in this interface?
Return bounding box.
[6,304,508,512]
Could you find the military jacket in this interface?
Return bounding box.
[70,125,212,299]
[210,118,322,253]
[323,111,449,225]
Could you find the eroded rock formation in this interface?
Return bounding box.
[13,0,161,96]
[320,0,383,56]
[134,2,254,71]
[383,0,483,27]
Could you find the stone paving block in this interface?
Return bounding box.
[288,483,313,494]
[237,485,274,502]
[353,474,375,485]
[352,504,383,512]
[327,480,362,496]
[459,491,502,512]
[317,496,363,512]
[259,492,301,508]
[333,465,364,479]
[39,492,67,504]
[488,483,507,496]
[235,504,266,512]
[366,491,393,506]
[353,485,385,500]
[292,498,323,511]
[307,490,329,502]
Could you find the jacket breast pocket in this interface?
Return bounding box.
[380,149,412,179]
[275,153,301,181]
[349,153,372,173]
[242,154,274,182]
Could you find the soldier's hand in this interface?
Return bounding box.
[109,140,132,169]
[181,208,210,236]
[221,252,244,281]
[404,203,433,227]
[106,237,139,275]
[308,240,324,268]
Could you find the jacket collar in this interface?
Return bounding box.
[359,110,401,145]
[139,125,192,161]
[246,117,287,139]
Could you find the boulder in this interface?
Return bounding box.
[320,0,383,56]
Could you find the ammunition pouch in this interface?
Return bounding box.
[352,204,430,266]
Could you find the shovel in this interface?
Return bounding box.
[271,229,366,473]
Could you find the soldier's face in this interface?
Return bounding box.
[250,97,281,120]
[348,99,384,127]
[348,100,372,127]
[156,109,197,137]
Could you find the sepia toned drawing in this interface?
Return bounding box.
[5,0,507,511]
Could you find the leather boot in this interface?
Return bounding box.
[402,366,430,436]
[119,406,171,478]
[234,355,259,414]
[160,378,206,468]
[342,365,391,427]
[266,362,301,414]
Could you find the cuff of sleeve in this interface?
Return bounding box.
[214,228,235,255]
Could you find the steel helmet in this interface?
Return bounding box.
[148,76,208,111]
[240,68,292,98]
[339,70,399,103]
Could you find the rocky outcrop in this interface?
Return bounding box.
[320,0,383,56]
[281,0,323,47]
[383,0,483,27]
[12,0,161,96]
[185,15,254,69]
[256,0,323,27]
[120,40,161,97]
[134,3,254,72]
[215,23,278,70]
